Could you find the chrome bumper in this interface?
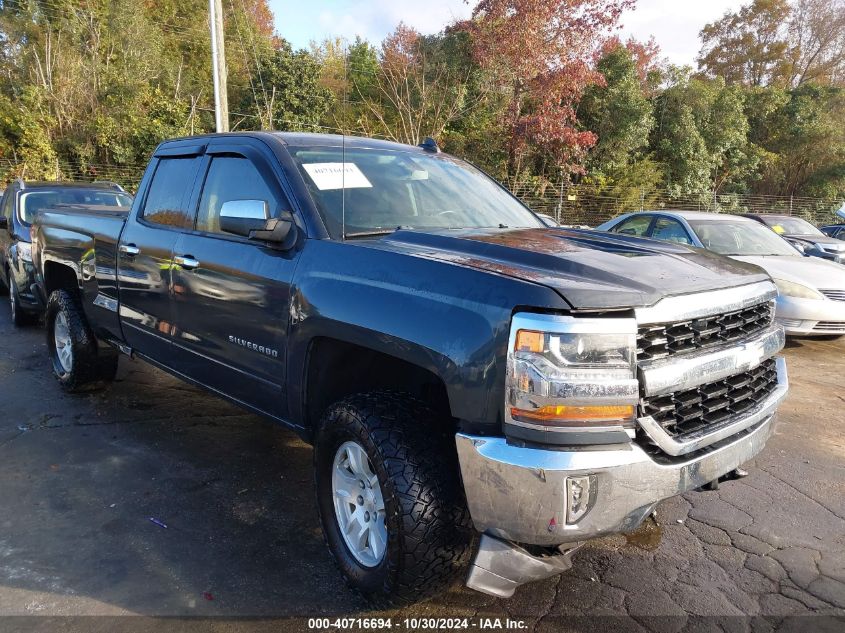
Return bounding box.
[456,361,786,547]
[775,294,845,336]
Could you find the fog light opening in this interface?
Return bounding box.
[566,475,597,525]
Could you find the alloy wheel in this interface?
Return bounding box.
[54,311,73,373]
[331,440,388,567]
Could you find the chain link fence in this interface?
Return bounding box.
[3,158,844,228]
[508,181,845,228]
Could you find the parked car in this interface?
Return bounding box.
[597,211,845,336]
[820,224,845,239]
[0,180,132,325]
[32,132,787,603]
[744,213,845,264]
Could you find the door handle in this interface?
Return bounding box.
[119,243,140,257]
[174,255,200,270]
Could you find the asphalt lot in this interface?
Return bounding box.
[0,306,844,631]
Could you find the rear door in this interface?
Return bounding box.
[118,148,204,360]
[649,216,694,245]
[169,139,300,417]
[612,214,655,237]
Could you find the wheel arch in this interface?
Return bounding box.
[301,336,454,439]
[43,260,81,298]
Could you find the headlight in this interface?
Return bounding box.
[773,278,823,300]
[17,242,32,263]
[506,314,639,442]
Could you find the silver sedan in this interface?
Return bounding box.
[596,211,845,337]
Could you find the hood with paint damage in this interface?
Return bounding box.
[361,228,770,310]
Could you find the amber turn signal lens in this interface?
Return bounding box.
[515,329,544,353]
[510,404,635,424]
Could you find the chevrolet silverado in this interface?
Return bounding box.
[31,132,788,604]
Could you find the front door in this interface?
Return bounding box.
[118,154,203,360]
[170,142,299,417]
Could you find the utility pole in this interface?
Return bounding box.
[209,0,229,132]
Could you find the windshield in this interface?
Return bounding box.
[759,216,823,236]
[19,189,132,225]
[288,145,544,238]
[689,220,800,256]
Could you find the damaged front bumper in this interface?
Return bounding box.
[456,358,787,596]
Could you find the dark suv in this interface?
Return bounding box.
[0,180,132,325]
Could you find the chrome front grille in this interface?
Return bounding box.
[640,358,779,439]
[637,301,774,362]
[819,289,845,302]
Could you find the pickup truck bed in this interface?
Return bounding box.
[35,205,129,339]
[30,131,788,604]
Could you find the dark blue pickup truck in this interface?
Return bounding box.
[31,132,788,604]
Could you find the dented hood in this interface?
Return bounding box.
[369,228,770,310]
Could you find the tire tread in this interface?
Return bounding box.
[316,390,473,607]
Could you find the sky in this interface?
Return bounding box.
[268,0,747,67]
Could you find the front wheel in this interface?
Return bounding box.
[314,391,472,606]
[45,290,118,392]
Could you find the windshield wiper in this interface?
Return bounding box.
[344,226,414,239]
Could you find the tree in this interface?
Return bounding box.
[652,71,760,196]
[653,87,713,195]
[0,0,280,186]
[348,25,485,146]
[454,0,635,181]
[748,84,845,196]
[697,0,791,86]
[786,0,845,86]
[579,43,655,179]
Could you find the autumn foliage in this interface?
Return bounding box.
[0,0,843,201]
[454,0,635,177]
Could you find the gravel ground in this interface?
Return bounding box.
[0,308,843,632]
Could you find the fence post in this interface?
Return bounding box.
[557,178,563,224]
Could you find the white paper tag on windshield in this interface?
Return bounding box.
[303,162,373,190]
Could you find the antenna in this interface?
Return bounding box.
[342,42,348,241]
[342,132,347,241]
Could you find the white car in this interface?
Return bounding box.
[596,211,845,336]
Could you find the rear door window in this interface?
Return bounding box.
[613,215,653,236]
[141,158,201,229]
[650,217,692,245]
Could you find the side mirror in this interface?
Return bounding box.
[788,240,806,255]
[0,216,7,230]
[219,199,296,249]
[248,214,295,247]
[219,199,269,237]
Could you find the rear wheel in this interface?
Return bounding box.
[45,290,118,392]
[314,391,472,606]
[9,277,37,327]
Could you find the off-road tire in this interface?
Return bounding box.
[9,277,38,326]
[45,290,119,392]
[314,391,473,606]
